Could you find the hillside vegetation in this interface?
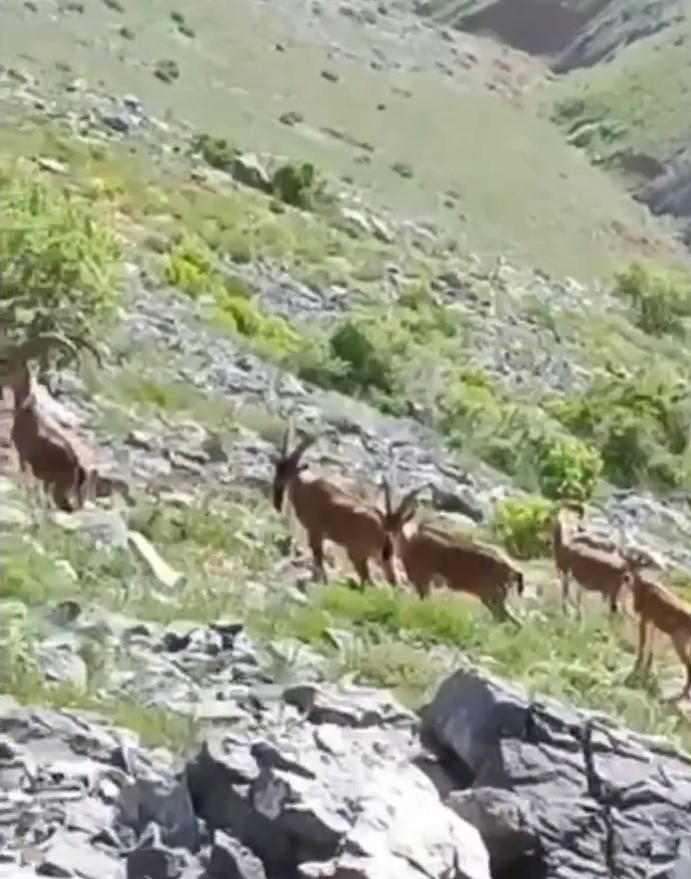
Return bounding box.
[2,0,691,765]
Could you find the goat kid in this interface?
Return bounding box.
[271,426,396,588]
[552,502,629,616]
[1,336,95,512]
[623,550,691,702]
[380,481,524,627]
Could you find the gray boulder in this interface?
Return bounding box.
[421,667,691,878]
[186,706,491,879]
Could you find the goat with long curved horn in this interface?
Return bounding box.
[379,480,524,625]
[271,426,397,588]
[2,333,96,512]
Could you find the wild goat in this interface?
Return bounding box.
[552,501,631,615]
[380,481,524,626]
[1,335,95,512]
[623,549,691,701]
[271,426,396,588]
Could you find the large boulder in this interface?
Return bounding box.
[186,684,491,879]
[0,684,490,879]
[420,667,691,879]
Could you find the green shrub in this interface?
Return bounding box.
[613,261,691,337]
[164,236,227,298]
[328,316,399,398]
[214,296,301,359]
[271,162,317,210]
[270,161,335,214]
[492,495,554,560]
[188,133,236,172]
[548,366,691,489]
[437,369,500,434]
[153,58,180,84]
[0,167,123,368]
[536,435,602,501]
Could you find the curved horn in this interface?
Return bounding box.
[381,478,393,516]
[399,484,425,513]
[279,426,291,457]
[0,333,78,366]
[289,430,322,464]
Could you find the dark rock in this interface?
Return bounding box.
[205,830,267,879]
[422,667,691,878]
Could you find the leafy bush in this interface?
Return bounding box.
[328,317,400,398]
[214,296,301,359]
[613,261,691,337]
[548,366,691,489]
[271,162,317,210]
[270,161,335,214]
[536,435,602,501]
[1,168,123,368]
[188,133,236,172]
[164,236,227,299]
[492,495,554,560]
[164,235,302,359]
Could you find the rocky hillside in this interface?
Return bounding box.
[3,0,691,876]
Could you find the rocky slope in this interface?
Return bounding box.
[3,0,691,876]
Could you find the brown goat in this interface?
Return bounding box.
[271,425,396,588]
[552,502,630,616]
[623,551,691,701]
[380,481,524,626]
[1,335,95,512]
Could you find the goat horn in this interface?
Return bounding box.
[289,430,322,464]
[399,484,425,512]
[0,333,78,367]
[381,477,393,515]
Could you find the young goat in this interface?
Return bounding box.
[380,481,524,626]
[623,549,691,702]
[1,335,95,512]
[271,426,396,588]
[552,501,630,616]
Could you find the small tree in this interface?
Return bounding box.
[1,168,123,381]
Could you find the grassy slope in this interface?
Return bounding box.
[545,18,691,174]
[2,0,686,278]
[3,475,689,753]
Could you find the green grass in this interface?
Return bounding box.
[4,118,690,500]
[1,0,686,283]
[2,486,691,752]
[547,20,691,173]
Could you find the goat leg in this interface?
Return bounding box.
[482,594,521,628]
[560,570,569,612]
[346,550,372,592]
[667,632,691,702]
[308,534,328,583]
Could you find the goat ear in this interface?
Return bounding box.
[399,485,425,515]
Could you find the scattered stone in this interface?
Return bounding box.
[229,154,272,194]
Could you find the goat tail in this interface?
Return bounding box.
[513,570,525,597]
[74,464,88,507]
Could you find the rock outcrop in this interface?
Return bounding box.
[3,668,691,879]
[421,667,691,878]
